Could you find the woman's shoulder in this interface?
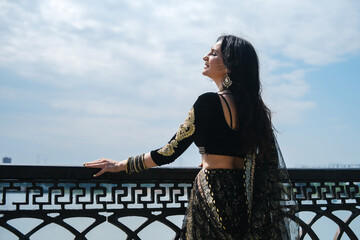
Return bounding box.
[193,92,220,114]
[195,92,219,105]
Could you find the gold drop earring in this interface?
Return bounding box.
[222,74,232,89]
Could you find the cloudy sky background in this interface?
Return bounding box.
[0,0,359,167]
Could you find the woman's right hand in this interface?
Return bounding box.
[83,157,126,177]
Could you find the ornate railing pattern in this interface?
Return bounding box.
[0,166,359,240]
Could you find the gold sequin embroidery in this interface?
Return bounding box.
[244,153,256,222]
[158,107,195,156]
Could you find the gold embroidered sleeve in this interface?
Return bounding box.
[157,107,195,156]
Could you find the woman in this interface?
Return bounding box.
[84,35,298,239]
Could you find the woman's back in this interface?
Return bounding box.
[201,91,245,169]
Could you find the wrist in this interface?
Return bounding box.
[126,154,147,174]
[116,160,126,172]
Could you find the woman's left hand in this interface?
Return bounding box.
[84,158,126,177]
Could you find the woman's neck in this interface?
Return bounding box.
[218,89,232,94]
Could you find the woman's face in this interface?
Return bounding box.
[202,41,227,82]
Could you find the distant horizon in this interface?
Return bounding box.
[2,157,360,169]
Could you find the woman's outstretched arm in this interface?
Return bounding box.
[84,152,158,177]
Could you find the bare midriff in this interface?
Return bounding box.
[201,154,245,169]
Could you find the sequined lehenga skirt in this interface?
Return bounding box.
[179,169,250,240]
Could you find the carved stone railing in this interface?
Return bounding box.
[0,166,359,240]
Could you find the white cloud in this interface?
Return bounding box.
[234,0,360,65]
[262,69,316,124]
[39,0,99,30]
[50,98,186,120]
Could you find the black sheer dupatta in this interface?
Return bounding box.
[247,132,300,239]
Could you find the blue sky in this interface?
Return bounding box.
[0,0,359,167]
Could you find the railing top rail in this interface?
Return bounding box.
[1,165,360,181]
[0,165,199,181]
[288,168,360,181]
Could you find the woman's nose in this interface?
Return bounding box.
[203,55,208,61]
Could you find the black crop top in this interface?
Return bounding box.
[150,92,246,166]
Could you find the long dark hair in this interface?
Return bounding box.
[218,35,273,158]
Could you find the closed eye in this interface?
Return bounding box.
[211,49,219,56]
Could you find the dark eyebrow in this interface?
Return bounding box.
[211,48,219,53]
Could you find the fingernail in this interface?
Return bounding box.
[93,174,96,177]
